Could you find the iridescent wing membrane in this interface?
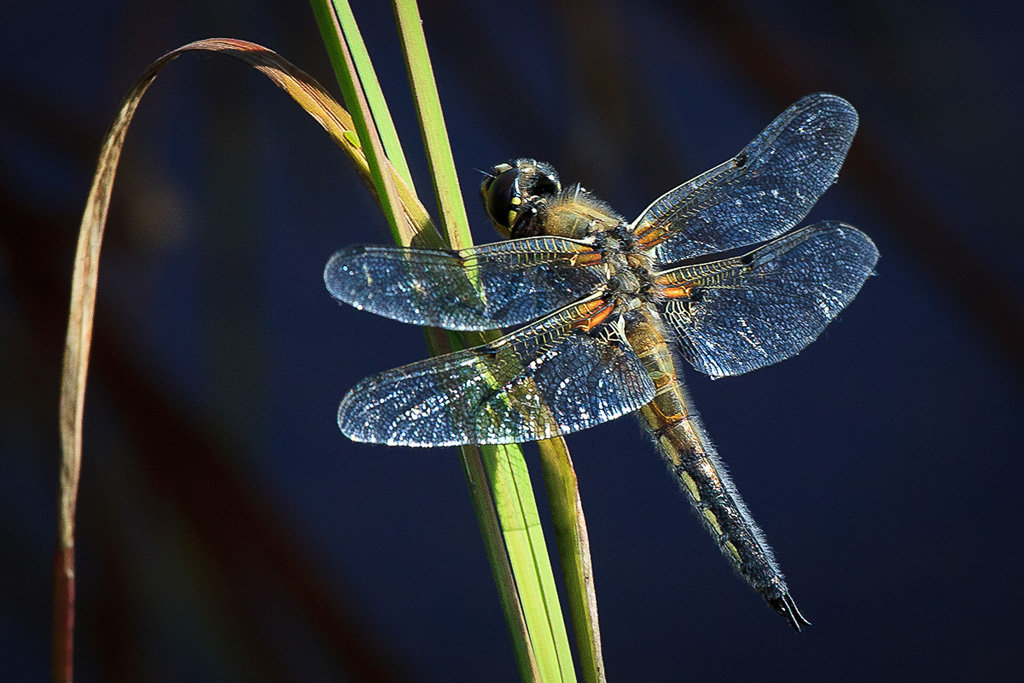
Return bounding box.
[337,298,655,446]
[325,236,603,330]
[655,222,878,378]
[632,93,859,261]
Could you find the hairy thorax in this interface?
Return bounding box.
[539,190,659,316]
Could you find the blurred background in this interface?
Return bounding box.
[2,0,1022,680]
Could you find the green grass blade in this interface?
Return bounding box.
[485,444,577,683]
[460,443,543,681]
[392,4,578,681]
[310,0,411,245]
[312,0,415,192]
[314,3,585,679]
[392,0,472,248]
[538,440,606,683]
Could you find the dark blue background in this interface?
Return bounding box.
[2,0,1022,681]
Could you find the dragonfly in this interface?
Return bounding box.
[324,93,878,631]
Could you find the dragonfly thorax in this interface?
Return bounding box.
[588,222,656,309]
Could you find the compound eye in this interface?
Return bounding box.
[482,166,522,236]
[480,162,512,195]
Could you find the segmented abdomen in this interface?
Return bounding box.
[643,403,789,603]
[628,313,807,628]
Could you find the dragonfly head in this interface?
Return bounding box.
[481,159,561,239]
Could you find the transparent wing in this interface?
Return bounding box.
[632,93,859,262]
[324,236,604,331]
[656,222,878,378]
[338,299,656,446]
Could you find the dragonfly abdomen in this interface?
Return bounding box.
[641,398,810,631]
[627,312,809,630]
[649,407,779,582]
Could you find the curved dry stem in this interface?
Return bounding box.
[54,37,432,683]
